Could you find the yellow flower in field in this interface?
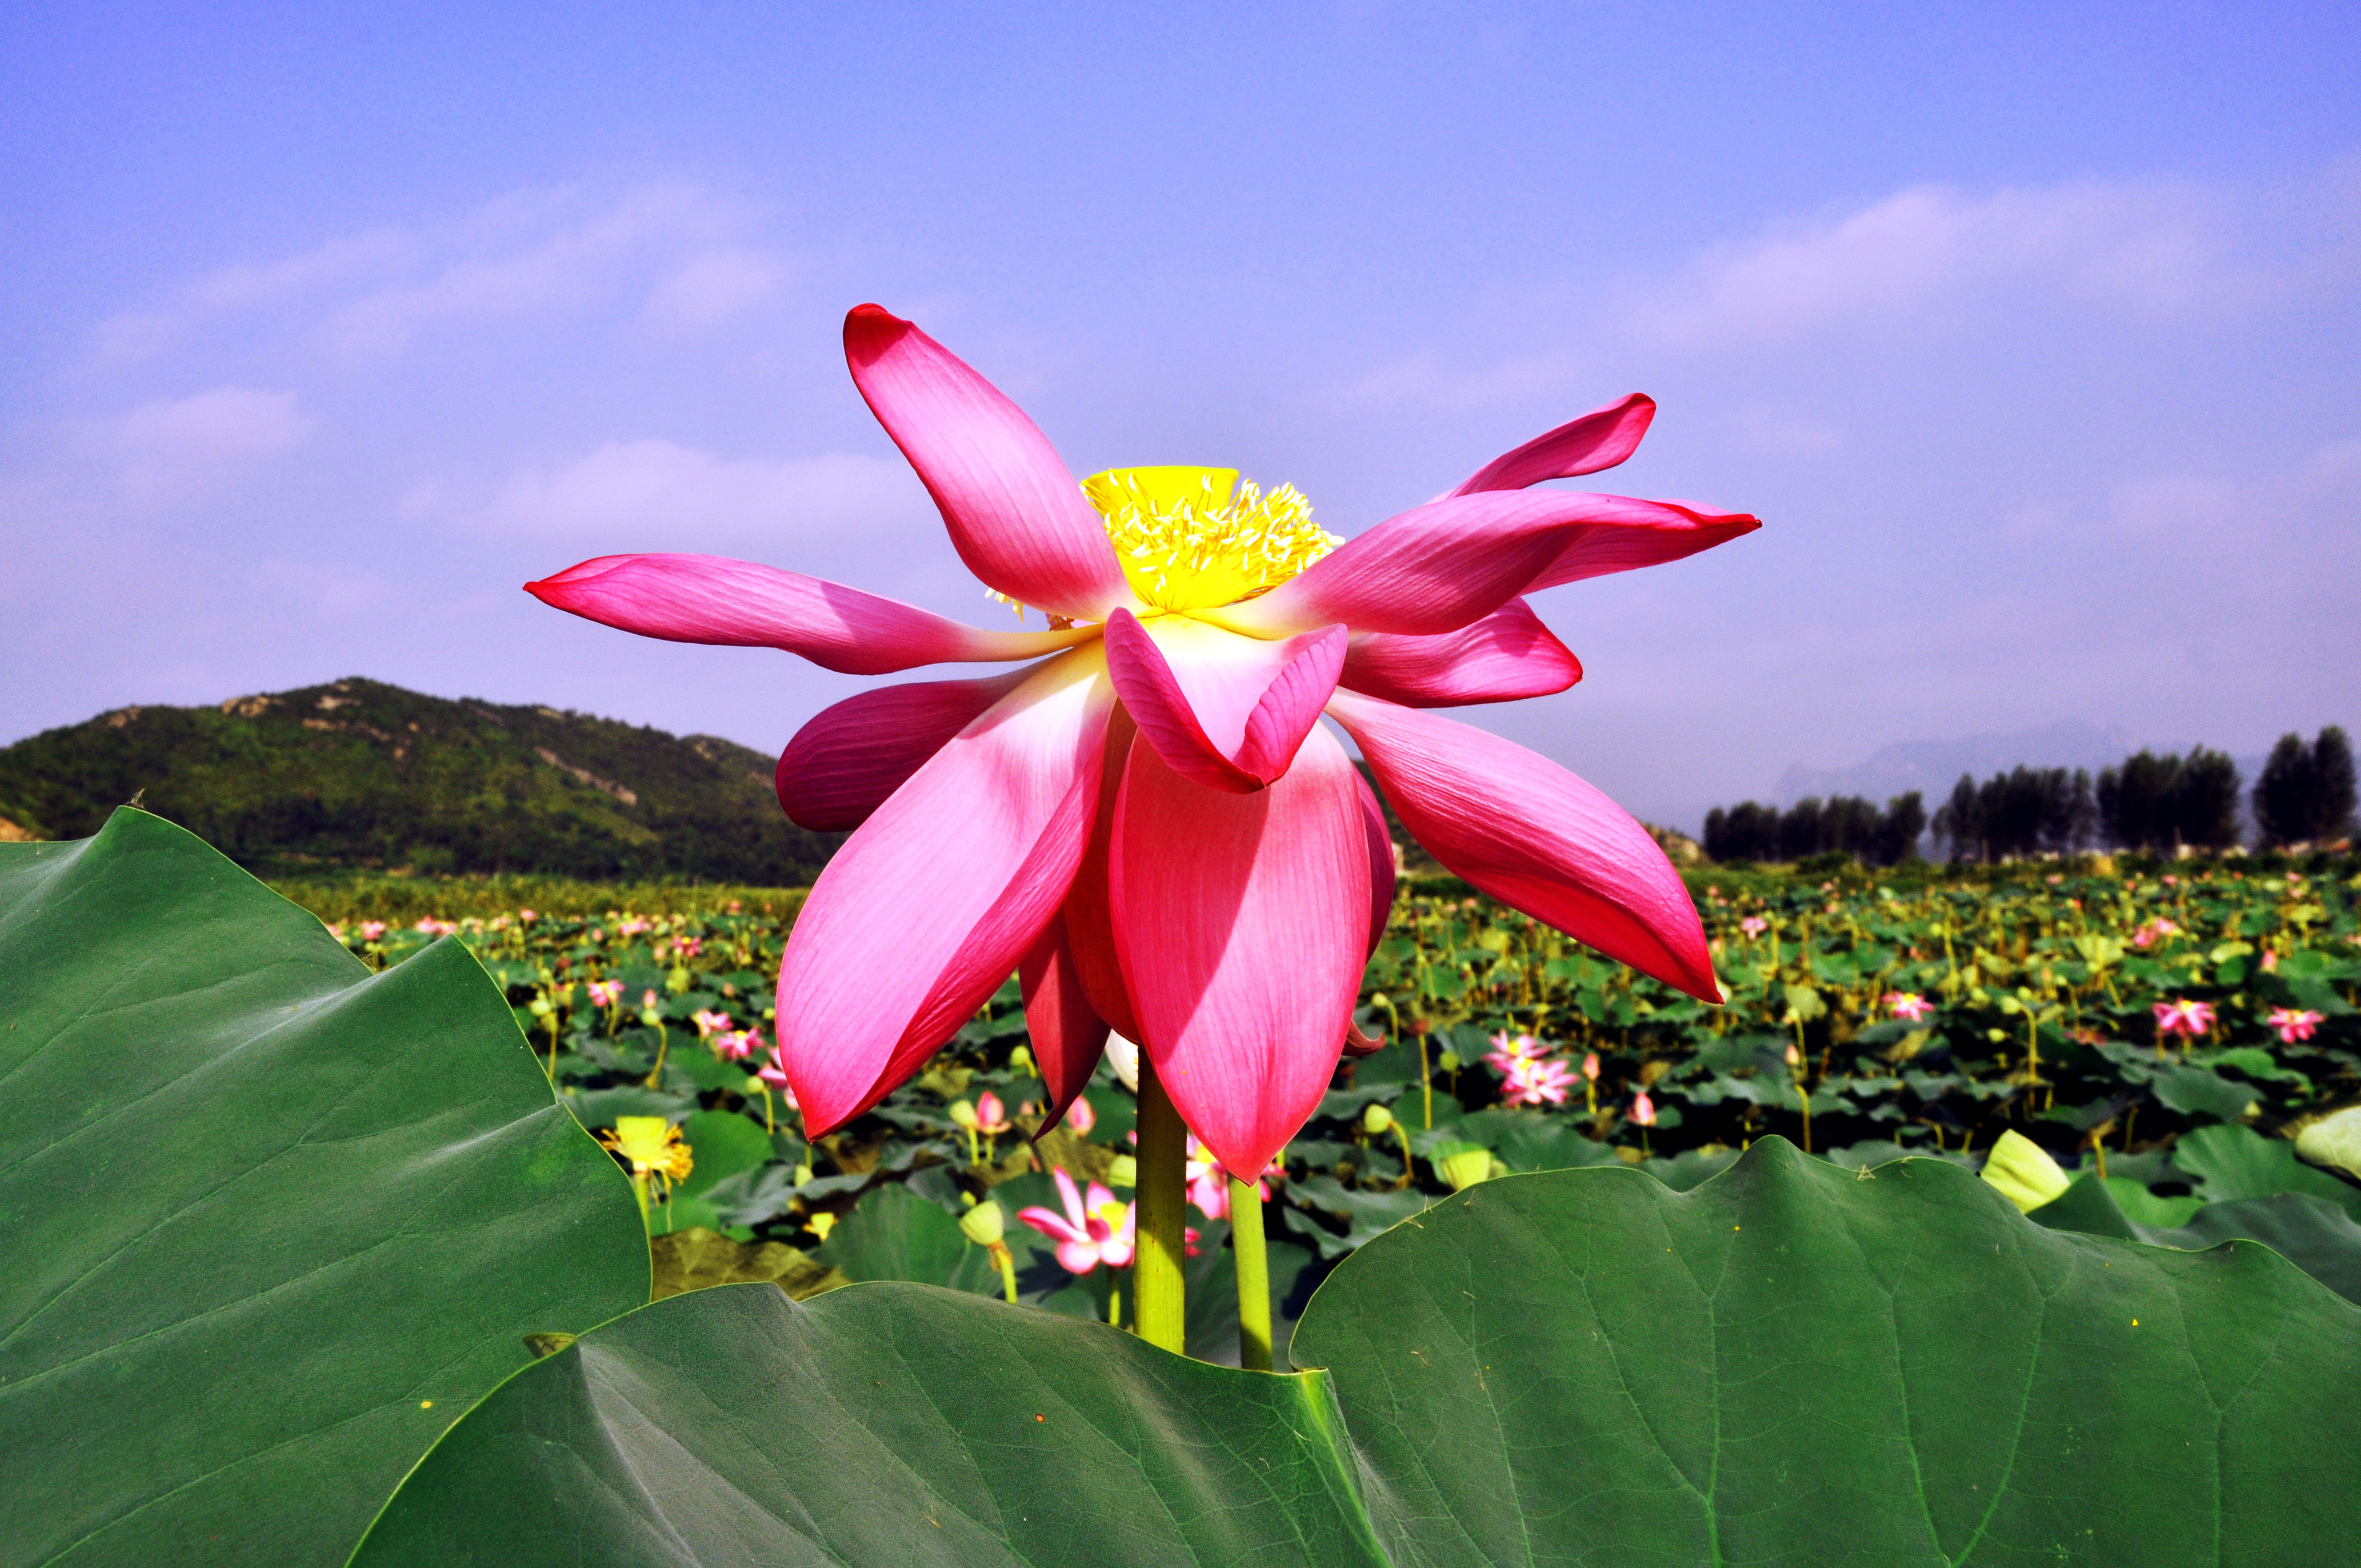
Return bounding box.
[600,1116,693,1184]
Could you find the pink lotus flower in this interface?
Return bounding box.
[975,1090,1013,1135]
[716,1027,761,1061]
[357,919,387,941]
[1582,1052,1601,1082]
[1885,992,1933,1022]
[415,917,457,937]
[526,304,1746,1180]
[1018,1168,1138,1273]
[1062,1093,1096,1136]
[2262,949,2281,972]
[692,1009,733,1039]
[1483,1031,1548,1074]
[1502,1054,1577,1107]
[587,979,624,1008]
[1185,1134,1274,1219]
[755,1045,801,1110]
[2153,999,2216,1038]
[2268,1008,2325,1043]
[1629,1090,1657,1127]
[518,907,538,922]
[1739,916,1769,938]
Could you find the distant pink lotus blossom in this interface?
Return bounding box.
[1502,1054,1576,1107]
[1484,1031,1548,1074]
[357,920,387,941]
[716,1027,760,1061]
[2261,950,2281,972]
[755,1045,801,1109]
[1629,1090,1657,1127]
[2132,918,2182,949]
[1581,1052,1600,1082]
[1062,1094,1097,1136]
[975,1091,1012,1135]
[518,907,538,922]
[1885,992,1934,1022]
[587,979,624,1008]
[414,917,457,936]
[1184,1134,1275,1219]
[692,1009,733,1039]
[673,936,703,959]
[526,303,1745,1183]
[1740,916,1769,938]
[616,918,651,938]
[2268,1008,2325,1044]
[2153,999,2216,1039]
[1018,1168,1139,1273]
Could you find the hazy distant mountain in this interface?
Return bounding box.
[0,678,841,882]
[1774,720,2146,805]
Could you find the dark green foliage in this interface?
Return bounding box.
[2098,745,2244,852]
[0,677,841,881]
[1704,790,1923,864]
[2256,727,2359,846]
[1932,765,2096,861]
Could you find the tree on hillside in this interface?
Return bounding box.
[2173,747,2243,850]
[2255,727,2358,846]
[2098,750,2181,851]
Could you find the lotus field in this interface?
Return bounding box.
[340,853,2361,1319]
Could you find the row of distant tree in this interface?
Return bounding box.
[1701,727,2354,865]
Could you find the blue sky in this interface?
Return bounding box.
[4,2,2357,830]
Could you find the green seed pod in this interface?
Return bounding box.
[948,1099,979,1129]
[1106,1153,1138,1188]
[958,1200,1005,1246]
[1362,1102,1395,1136]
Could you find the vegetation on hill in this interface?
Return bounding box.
[0,678,842,883]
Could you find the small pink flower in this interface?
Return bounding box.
[1483,1031,1547,1074]
[2261,950,2280,972]
[755,1045,801,1109]
[1629,1090,1657,1127]
[716,1027,760,1061]
[2268,1008,2325,1044]
[975,1091,1012,1135]
[1740,916,1769,938]
[357,920,387,940]
[674,936,704,959]
[1885,992,1934,1022]
[518,907,537,922]
[1062,1095,1096,1136]
[1018,1168,1138,1273]
[2153,999,2215,1038]
[1185,1134,1273,1219]
[414,917,457,936]
[587,979,623,1008]
[692,1009,733,1039]
[1581,1052,1600,1082]
[1500,1054,1575,1107]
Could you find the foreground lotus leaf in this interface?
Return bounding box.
[0,810,649,1568]
[352,1141,2361,1566]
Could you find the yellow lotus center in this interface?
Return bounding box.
[1083,466,1341,614]
[604,1115,694,1180]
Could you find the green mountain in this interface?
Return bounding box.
[0,678,842,883]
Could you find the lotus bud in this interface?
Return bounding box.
[1582,1052,1600,1081]
[1437,1051,1461,1072]
[958,1200,1005,1246]
[1009,1045,1037,1075]
[948,1099,979,1129]
[1362,1102,1395,1136]
[1785,1043,1802,1068]
[1106,1154,1138,1188]
[1981,1130,2070,1213]
[1370,993,1390,1008]
[1063,1095,1097,1135]
[528,997,553,1017]
[743,1075,766,1096]
[1434,1142,1493,1191]
[1630,1091,1657,1127]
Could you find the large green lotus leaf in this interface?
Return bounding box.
[0,810,648,1568]
[352,1139,2361,1565]
[2034,1172,2361,1306]
[350,1281,1393,1567]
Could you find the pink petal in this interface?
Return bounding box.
[1111,724,1370,1182]
[1210,492,1761,639]
[1016,1206,1088,1246]
[1103,609,1346,792]
[1057,710,1144,1042]
[1017,908,1112,1134]
[1446,393,1656,496]
[1355,771,1396,957]
[777,650,1113,1135]
[842,305,1132,622]
[776,669,1032,831]
[525,554,1089,675]
[1055,1242,1102,1274]
[1339,598,1581,707]
[1327,688,1720,1002]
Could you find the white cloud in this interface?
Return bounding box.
[1331,348,1584,412]
[468,439,925,548]
[644,248,787,333]
[1631,181,2239,351]
[98,387,308,498]
[94,230,416,365]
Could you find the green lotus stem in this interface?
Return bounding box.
[1133,1053,1188,1353]
[1231,1175,1272,1372]
[628,1171,649,1225]
[642,1022,669,1089]
[992,1243,1018,1305]
[1417,1028,1433,1129]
